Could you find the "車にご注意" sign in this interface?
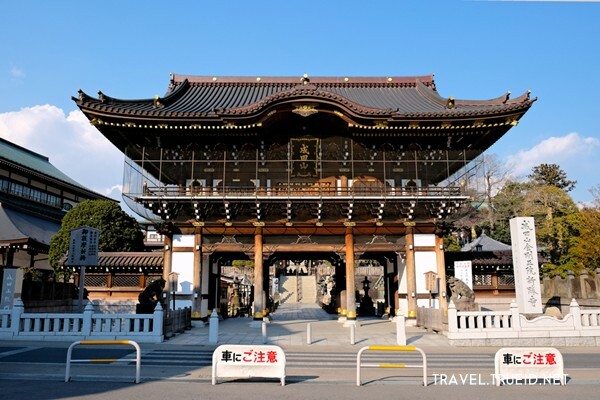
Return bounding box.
[212,344,286,385]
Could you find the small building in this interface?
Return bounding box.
[445,233,516,310]
[0,137,111,307]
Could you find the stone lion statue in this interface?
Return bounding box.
[447,276,475,303]
[138,278,166,305]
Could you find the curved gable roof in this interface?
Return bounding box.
[74,73,535,121]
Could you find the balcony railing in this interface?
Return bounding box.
[135,183,463,200]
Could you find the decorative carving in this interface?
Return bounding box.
[218,236,243,245]
[366,235,392,245]
[294,235,315,245]
[292,104,318,117]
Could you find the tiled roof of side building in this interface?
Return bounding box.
[0,137,111,199]
[97,252,164,267]
[74,74,535,119]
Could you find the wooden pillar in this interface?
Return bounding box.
[253,227,264,320]
[492,272,499,295]
[387,256,399,317]
[335,258,345,316]
[345,227,356,321]
[201,252,211,318]
[405,227,417,318]
[263,257,270,316]
[162,234,173,315]
[435,235,447,311]
[192,227,202,319]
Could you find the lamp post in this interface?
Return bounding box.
[168,272,179,311]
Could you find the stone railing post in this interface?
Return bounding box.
[153,302,164,337]
[447,301,458,333]
[570,298,582,330]
[11,298,24,335]
[82,302,94,336]
[541,274,551,298]
[209,309,219,344]
[566,270,575,299]
[579,271,589,299]
[396,313,407,345]
[510,300,521,331]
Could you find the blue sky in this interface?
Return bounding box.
[1,0,599,208]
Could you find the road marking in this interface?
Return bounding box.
[0,347,41,359]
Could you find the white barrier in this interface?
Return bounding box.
[494,347,565,386]
[65,340,141,383]
[356,345,427,386]
[212,344,286,385]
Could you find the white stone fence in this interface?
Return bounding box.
[447,299,600,346]
[0,299,164,343]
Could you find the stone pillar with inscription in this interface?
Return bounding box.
[510,217,543,314]
[1,268,23,310]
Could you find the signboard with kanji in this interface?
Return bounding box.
[290,138,319,178]
[510,217,542,314]
[68,226,101,266]
[494,347,566,385]
[454,260,473,290]
[1,269,23,310]
[212,344,286,385]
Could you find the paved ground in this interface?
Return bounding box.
[167,303,450,349]
[2,303,599,386]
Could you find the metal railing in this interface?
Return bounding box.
[136,184,463,199]
[356,345,427,386]
[65,340,141,383]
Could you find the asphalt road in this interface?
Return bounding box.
[1,379,598,400]
[1,343,599,386]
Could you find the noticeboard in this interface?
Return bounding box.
[68,226,101,266]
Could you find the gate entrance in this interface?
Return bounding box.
[208,249,397,321]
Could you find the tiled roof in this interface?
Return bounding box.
[445,250,514,268]
[97,252,164,267]
[0,137,109,199]
[74,74,535,120]
[0,138,83,187]
[461,232,512,252]
[0,203,60,248]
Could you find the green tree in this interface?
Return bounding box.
[528,163,576,192]
[487,180,529,244]
[568,206,600,274]
[443,234,462,251]
[521,185,579,276]
[49,200,145,278]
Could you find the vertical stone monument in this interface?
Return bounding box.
[510,217,542,314]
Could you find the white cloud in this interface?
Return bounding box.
[10,66,25,78]
[0,105,124,200]
[504,132,600,203]
[506,132,600,177]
